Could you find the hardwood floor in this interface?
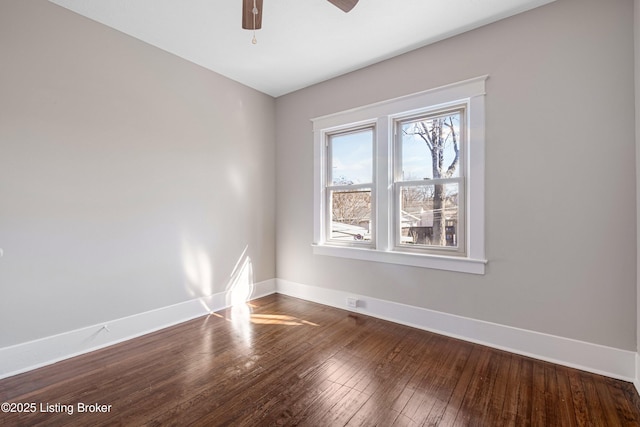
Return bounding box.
[1,294,640,426]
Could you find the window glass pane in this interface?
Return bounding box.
[400,183,459,248]
[329,128,373,185]
[400,112,461,181]
[330,189,371,242]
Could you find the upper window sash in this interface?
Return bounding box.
[393,106,467,182]
[325,125,375,188]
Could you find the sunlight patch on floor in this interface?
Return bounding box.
[250,314,319,326]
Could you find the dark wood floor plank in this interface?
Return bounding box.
[530,360,548,426]
[593,377,624,427]
[603,378,640,426]
[567,369,590,426]
[346,329,437,426]
[555,366,579,427]
[580,371,611,427]
[471,348,513,426]
[514,357,534,426]
[412,337,475,425]
[497,354,523,426]
[448,345,502,425]
[542,363,561,426]
[434,344,483,425]
[1,294,639,427]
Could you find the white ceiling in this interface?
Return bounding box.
[49,0,555,97]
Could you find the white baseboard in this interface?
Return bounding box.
[0,279,276,380]
[276,279,637,382]
[2,278,636,384]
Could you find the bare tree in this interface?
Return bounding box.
[331,190,370,226]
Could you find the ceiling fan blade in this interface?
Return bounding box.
[327,0,359,13]
[242,0,263,30]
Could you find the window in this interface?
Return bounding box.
[326,127,374,245]
[313,76,487,274]
[395,107,465,255]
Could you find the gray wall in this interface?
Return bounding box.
[276,0,637,350]
[0,0,276,347]
[636,0,640,356]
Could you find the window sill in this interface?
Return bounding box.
[312,244,486,275]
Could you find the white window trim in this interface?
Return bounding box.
[312,76,488,275]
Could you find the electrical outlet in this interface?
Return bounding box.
[346,297,358,308]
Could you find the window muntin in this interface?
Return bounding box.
[395,107,466,254]
[325,127,374,245]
